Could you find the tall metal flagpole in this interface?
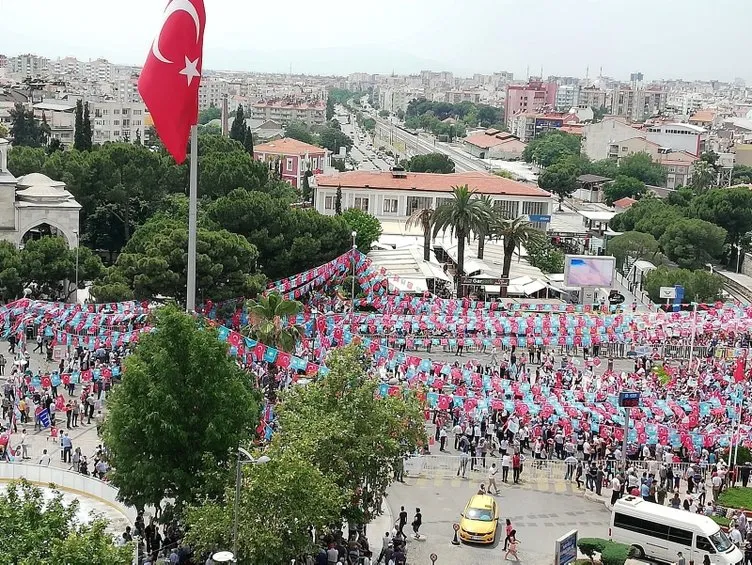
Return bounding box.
[186,124,199,312]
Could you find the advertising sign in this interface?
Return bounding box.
[564,255,616,288]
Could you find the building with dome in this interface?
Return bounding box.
[0,138,81,249]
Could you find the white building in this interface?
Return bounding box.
[90,101,147,143]
[555,85,580,111]
[0,139,81,249]
[8,54,49,77]
[199,78,229,110]
[33,101,76,146]
[644,122,707,156]
[312,170,553,229]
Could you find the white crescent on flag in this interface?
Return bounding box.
[151,0,202,65]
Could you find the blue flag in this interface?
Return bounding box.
[38,408,50,429]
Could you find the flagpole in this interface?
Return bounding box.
[186,124,198,312]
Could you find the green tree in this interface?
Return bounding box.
[272,345,424,525]
[396,109,405,121]
[185,454,343,565]
[659,218,727,269]
[431,185,490,297]
[103,305,261,510]
[618,152,667,186]
[73,100,85,151]
[406,207,434,262]
[0,123,8,138]
[586,158,619,179]
[9,103,43,148]
[7,146,46,176]
[525,237,564,274]
[229,104,246,143]
[591,106,609,122]
[644,267,723,303]
[538,161,578,210]
[342,207,383,251]
[19,236,75,295]
[607,231,660,270]
[326,96,335,121]
[522,131,581,167]
[90,267,135,302]
[689,186,752,245]
[492,215,544,297]
[284,121,315,145]
[603,175,647,205]
[378,109,390,118]
[0,479,132,565]
[243,126,254,154]
[112,215,264,302]
[0,241,22,301]
[610,197,685,241]
[204,188,351,280]
[199,106,222,125]
[319,126,352,154]
[690,160,716,191]
[198,143,271,199]
[404,153,455,173]
[81,102,92,151]
[335,185,342,215]
[731,165,752,185]
[46,138,63,155]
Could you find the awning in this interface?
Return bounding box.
[523,280,547,295]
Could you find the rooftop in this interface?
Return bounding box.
[252,100,325,110]
[689,110,716,123]
[253,137,326,155]
[314,171,552,198]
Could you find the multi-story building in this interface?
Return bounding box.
[504,80,558,128]
[463,130,526,160]
[644,122,707,156]
[253,137,329,189]
[8,53,49,77]
[578,86,607,110]
[0,55,7,69]
[250,99,326,127]
[312,170,553,229]
[555,85,580,111]
[605,136,698,188]
[90,101,147,143]
[33,101,76,146]
[199,78,229,110]
[609,87,667,121]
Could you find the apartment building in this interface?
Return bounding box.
[90,101,147,143]
[8,53,49,77]
[555,85,580,111]
[504,80,558,128]
[644,122,707,156]
[609,88,667,121]
[606,136,698,188]
[253,137,329,189]
[33,101,76,146]
[199,78,229,110]
[578,86,607,110]
[250,100,326,127]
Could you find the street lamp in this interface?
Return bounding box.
[350,231,357,317]
[72,229,79,304]
[232,448,271,560]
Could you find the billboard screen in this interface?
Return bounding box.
[564,255,616,288]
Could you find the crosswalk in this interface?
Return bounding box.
[404,473,602,497]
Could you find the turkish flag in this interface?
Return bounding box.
[138,0,206,163]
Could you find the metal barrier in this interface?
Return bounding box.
[405,454,694,482]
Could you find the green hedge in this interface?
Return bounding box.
[577,537,631,565]
[717,487,752,510]
[710,515,731,527]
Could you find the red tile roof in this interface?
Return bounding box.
[464,133,508,149]
[314,171,551,197]
[613,197,637,208]
[254,137,327,156]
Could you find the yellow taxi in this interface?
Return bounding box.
[458,494,499,544]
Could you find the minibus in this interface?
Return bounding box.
[610,496,743,565]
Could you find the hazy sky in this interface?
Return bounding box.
[1,0,750,81]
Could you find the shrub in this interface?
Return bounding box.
[600,541,631,565]
[578,538,606,562]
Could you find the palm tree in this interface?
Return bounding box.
[474,195,495,260]
[245,292,304,399]
[491,214,545,298]
[431,185,490,297]
[406,207,434,262]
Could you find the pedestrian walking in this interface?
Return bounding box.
[503,519,513,550]
[411,508,422,540]
[501,453,511,483]
[488,463,500,494]
[504,529,520,561]
[397,506,407,537]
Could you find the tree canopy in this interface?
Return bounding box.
[617,152,667,186]
[537,161,578,207]
[644,267,723,303]
[0,479,132,565]
[606,231,660,270]
[342,208,383,252]
[658,218,727,270]
[402,152,455,173]
[603,175,647,205]
[103,305,261,510]
[522,131,582,167]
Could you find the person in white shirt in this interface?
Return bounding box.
[730,525,743,547]
[487,463,500,494]
[583,441,592,462]
[611,476,622,506]
[38,449,51,466]
[439,427,448,452]
[501,453,512,483]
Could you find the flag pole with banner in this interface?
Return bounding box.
[138,0,206,312]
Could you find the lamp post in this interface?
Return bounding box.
[351,231,357,317]
[232,448,270,560]
[72,229,79,304]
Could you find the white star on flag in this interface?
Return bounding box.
[179,56,201,85]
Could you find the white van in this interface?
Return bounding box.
[610,496,743,565]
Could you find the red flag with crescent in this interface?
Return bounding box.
[138,0,206,163]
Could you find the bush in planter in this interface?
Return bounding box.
[717,487,752,511]
[601,541,632,565]
[578,538,607,562]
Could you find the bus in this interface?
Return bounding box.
[610,497,742,565]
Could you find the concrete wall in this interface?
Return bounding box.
[582,118,641,161]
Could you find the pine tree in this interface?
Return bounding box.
[335,185,342,215]
[134,129,142,145]
[82,102,93,150]
[74,100,85,150]
[301,172,312,202]
[40,113,51,146]
[326,96,335,121]
[243,126,254,154]
[229,105,245,142]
